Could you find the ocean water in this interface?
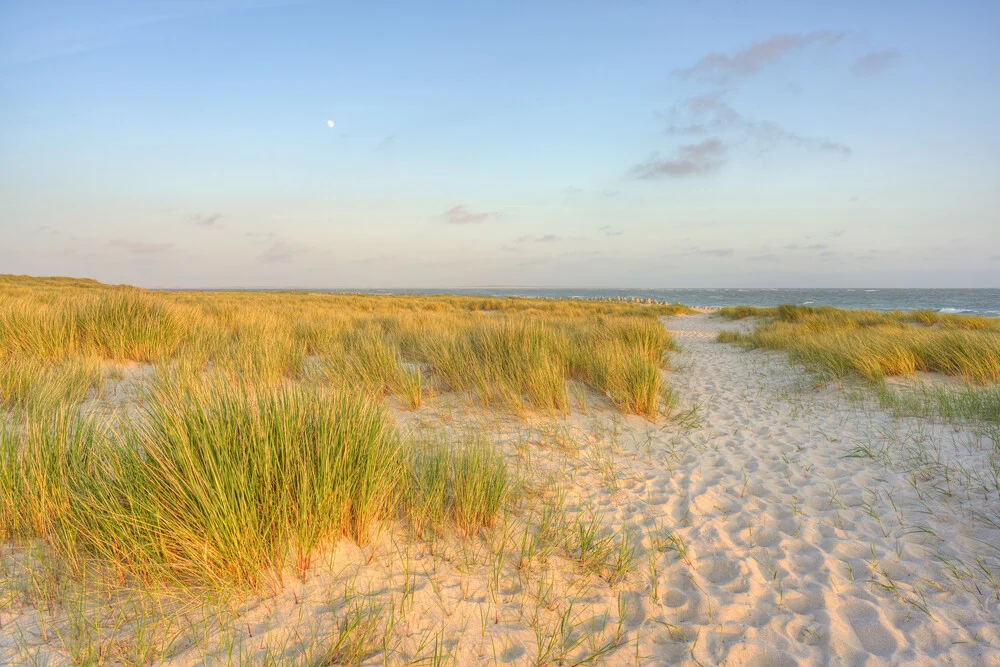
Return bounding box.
[315,288,1000,316]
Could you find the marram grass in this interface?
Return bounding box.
[0,287,188,362]
[0,274,683,593]
[407,434,512,538]
[2,380,404,588]
[1,381,518,590]
[0,274,683,417]
[0,355,103,411]
[718,305,1000,384]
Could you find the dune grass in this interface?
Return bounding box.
[0,273,684,667]
[570,317,673,416]
[407,434,513,538]
[0,275,682,596]
[1,381,403,588]
[0,403,105,545]
[0,287,189,363]
[0,355,103,411]
[875,383,1000,431]
[0,378,517,591]
[717,305,1000,384]
[0,275,684,417]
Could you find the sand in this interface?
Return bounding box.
[2,314,998,665]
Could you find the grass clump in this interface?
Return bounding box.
[73,288,188,362]
[0,356,103,411]
[718,305,1000,384]
[0,288,187,363]
[3,381,403,588]
[2,380,517,589]
[571,317,672,417]
[0,404,104,544]
[421,318,570,412]
[876,384,1000,428]
[563,514,636,586]
[407,435,512,537]
[717,305,781,320]
[0,275,684,418]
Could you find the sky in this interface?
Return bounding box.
[1,0,998,288]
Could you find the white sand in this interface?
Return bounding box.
[2,314,998,665]
[643,314,999,665]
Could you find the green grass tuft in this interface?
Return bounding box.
[407,435,512,537]
[717,305,1000,384]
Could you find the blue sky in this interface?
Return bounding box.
[1,0,998,288]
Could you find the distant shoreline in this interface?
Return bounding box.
[154,286,1000,317]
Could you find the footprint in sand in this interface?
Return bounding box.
[698,557,745,585]
[837,599,899,657]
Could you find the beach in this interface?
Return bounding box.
[5,1,998,662]
[2,293,997,665]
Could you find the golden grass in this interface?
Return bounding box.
[718,305,1000,384]
[0,275,686,416]
[0,275,686,593]
[0,287,188,362]
[1,381,404,588]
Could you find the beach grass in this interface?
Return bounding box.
[408,434,513,538]
[0,275,686,416]
[0,275,684,592]
[3,277,999,664]
[717,304,1000,384]
[0,275,692,662]
[1,380,403,588]
[874,383,1000,429]
[0,355,103,411]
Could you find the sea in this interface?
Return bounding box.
[305,288,1000,317]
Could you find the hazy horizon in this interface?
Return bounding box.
[3,1,998,288]
[12,270,1000,291]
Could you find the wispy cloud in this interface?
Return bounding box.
[562,186,584,204]
[2,0,303,66]
[629,138,727,179]
[191,212,223,227]
[781,242,836,254]
[851,50,901,77]
[665,92,850,154]
[698,247,734,257]
[663,92,741,135]
[599,225,624,237]
[375,133,397,151]
[784,243,831,251]
[107,240,173,254]
[512,234,578,244]
[441,205,499,225]
[675,31,846,84]
[257,241,307,263]
[664,245,735,258]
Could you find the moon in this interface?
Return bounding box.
[327,120,335,128]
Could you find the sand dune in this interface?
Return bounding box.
[2,313,997,665]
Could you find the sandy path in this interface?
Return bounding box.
[634,314,1000,665]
